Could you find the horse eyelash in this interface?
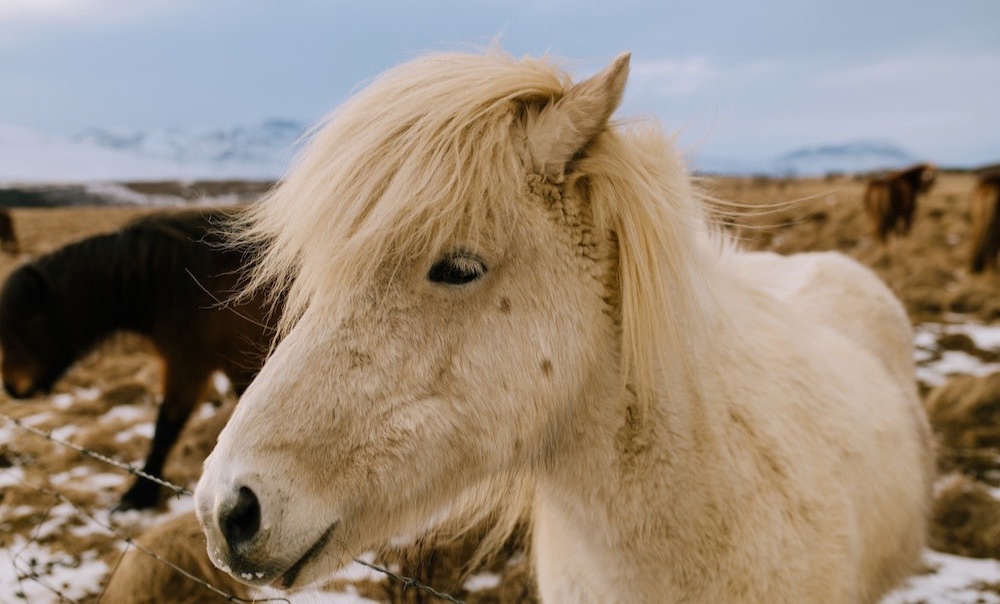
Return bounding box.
[427,252,487,285]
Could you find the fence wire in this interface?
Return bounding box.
[1,410,469,604]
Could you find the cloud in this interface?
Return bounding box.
[630,56,715,97]
[0,0,180,25]
[809,52,1000,96]
[0,0,187,50]
[621,51,1000,164]
[0,0,90,20]
[629,56,791,99]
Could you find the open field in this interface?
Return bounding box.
[2,172,1000,603]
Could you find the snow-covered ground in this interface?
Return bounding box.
[914,322,1000,387]
[2,320,1000,603]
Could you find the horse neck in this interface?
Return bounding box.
[530,270,806,604]
[536,275,732,535]
[41,232,160,349]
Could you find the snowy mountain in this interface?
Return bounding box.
[772,140,918,176]
[693,140,921,177]
[73,119,306,168]
[0,120,306,184]
[0,123,188,183]
[1,121,926,184]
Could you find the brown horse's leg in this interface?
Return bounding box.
[0,214,16,253]
[116,361,212,511]
[985,230,1000,273]
[986,190,1000,273]
[970,184,1000,274]
[898,182,916,237]
[971,185,989,273]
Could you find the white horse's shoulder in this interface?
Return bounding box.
[722,250,914,385]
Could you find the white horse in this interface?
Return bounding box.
[195,51,934,603]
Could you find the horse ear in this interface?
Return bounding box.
[524,53,630,180]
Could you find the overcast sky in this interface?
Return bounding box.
[0,0,997,165]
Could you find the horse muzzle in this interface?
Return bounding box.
[196,471,340,589]
[198,481,280,586]
[3,374,38,399]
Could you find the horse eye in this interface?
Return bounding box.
[427,253,486,285]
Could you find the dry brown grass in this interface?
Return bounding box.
[1,171,999,601]
[706,172,1000,322]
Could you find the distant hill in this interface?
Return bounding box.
[73,119,305,169]
[772,140,918,176]
[0,120,305,184]
[0,122,934,184]
[694,140,922,177]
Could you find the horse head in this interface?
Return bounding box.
[0,264,72,398]
[195,53,661,589]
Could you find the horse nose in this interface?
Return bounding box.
[219,486,262,551]
[3,378,35,399]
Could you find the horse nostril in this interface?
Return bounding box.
[220,486,261,551]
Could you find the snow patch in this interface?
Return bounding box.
[464,572,502,592]
[913,322,1000,387]
[101,405,150,424]
[882,550,1000,603]
[0,538,108,602]
[0,466,26,489]
[50,394,75,409]
[113,421,155,444]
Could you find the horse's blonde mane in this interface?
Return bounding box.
[579,125,715,405]
[237,49,715,406]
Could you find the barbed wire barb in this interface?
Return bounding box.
[353,558,468,604]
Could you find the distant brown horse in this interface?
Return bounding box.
[863,163,937,244]
[0,208,279,510]
[970,173,1000,273]
[0,208,18,253]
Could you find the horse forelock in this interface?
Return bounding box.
[237,51,573,333]
[239,50,715,405]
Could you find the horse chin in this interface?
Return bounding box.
[270,522,339,590]
[204,521,342,591]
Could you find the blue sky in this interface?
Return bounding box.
[1,0,998,166]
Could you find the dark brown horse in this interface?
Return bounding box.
[0,208,279,510]
[970,172,1000,273]
[0,208,18,253]
[863,163,937,244]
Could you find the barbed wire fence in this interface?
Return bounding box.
[1,410,468,604]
